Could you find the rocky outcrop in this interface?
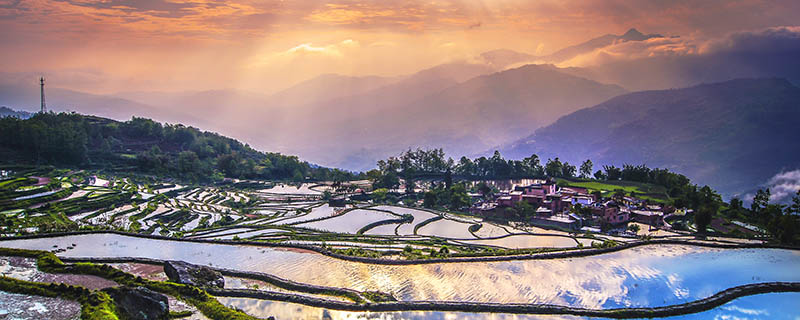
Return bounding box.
[104,286,169,320]
[164,260,224,288]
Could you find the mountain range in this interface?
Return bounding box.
[500,78,800,198]
[2,26,799,198]
[478,28,664,69]
[0,106,32,119]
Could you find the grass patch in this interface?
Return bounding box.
[558,179,669,203]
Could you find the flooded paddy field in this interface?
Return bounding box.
[2,233,798,310]
[1,172,796,320]
[215,292,800,320]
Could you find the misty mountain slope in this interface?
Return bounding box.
[390,64,628,151]
[558,27,800,91]
[475,29,664,69]
[264,74,398,108]
[0,106,32,119]
[255,63,627,171]
[0,83,196,125]
[479,49,537,69]
[500,78,800,197]
[562,51,800,92]
[543,28,664,63]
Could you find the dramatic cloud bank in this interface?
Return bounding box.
[765,169,800,203]
[2,0,800,94]
[561,26,800,67]
[703,26,800,54]
[739,169,800,204]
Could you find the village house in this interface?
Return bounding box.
[472,179,674,233]
[592,201,630,225]
[631,209,664,227]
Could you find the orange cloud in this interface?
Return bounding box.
[1,0,798,94]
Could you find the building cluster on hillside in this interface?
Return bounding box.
[469,179,672,234]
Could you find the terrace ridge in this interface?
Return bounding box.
[2,230,798,265]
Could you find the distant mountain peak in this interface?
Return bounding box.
[541,28,664,63]
[622,28,643,37]
[619,28,662,41]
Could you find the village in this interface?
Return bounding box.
[465,179,685,237]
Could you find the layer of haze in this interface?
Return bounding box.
[2,1,800,201]
[2,0,799,94]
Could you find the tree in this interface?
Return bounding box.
[562,162,576,178]
[405,178,416,195]
[594,170,606,180]
[513,200,536,220]
[423,191,437,208]
[788,190,800,215]
[372,171,400,190]
[603,165,622,180]
[477,182,492,198]
[448,183,470,210]
[580,160,593,178]
[455,156,476,176]
[773,213,797,244]
[523,154,543,176]
[695,206,713,235]
[751,188,770,212]
[177,151,200,174]
[444,167,453,189]
[372,188,389,203]
[726,197,747,219]
[545,158,563,177]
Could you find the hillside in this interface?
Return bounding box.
[542,28,663,63]
[251,63,626,170]
[0,106,32,119]
[500,78,800,198]
[389,64,628,151]
[0,111,357,182]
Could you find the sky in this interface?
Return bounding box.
[2,0,800,94]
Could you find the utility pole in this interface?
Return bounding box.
[40,77,47,113]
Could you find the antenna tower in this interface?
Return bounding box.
[40,77,47,113]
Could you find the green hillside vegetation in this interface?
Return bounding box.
[557,179,669,203]
[0,112,360,182]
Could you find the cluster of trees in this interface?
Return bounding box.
[372,150,697,190]
[594,164,692,192]
[370,149,697,194]
[372,148,581,180]
[0,112,89,164]
[725,189,799,244]
[422,182,470,211]
[0,112,360,182]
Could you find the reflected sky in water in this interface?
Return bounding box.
[1,233,798,309]
[217,293,800,320]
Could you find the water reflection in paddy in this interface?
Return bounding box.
[460,234,579,249]
[216,292,800,319]
[260,184,320,195]
[296,209,399,233]
[1,233,798,309]
[416,219,476,239]
[373,206,439,236]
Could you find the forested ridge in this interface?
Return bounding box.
[0,112,360,182]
